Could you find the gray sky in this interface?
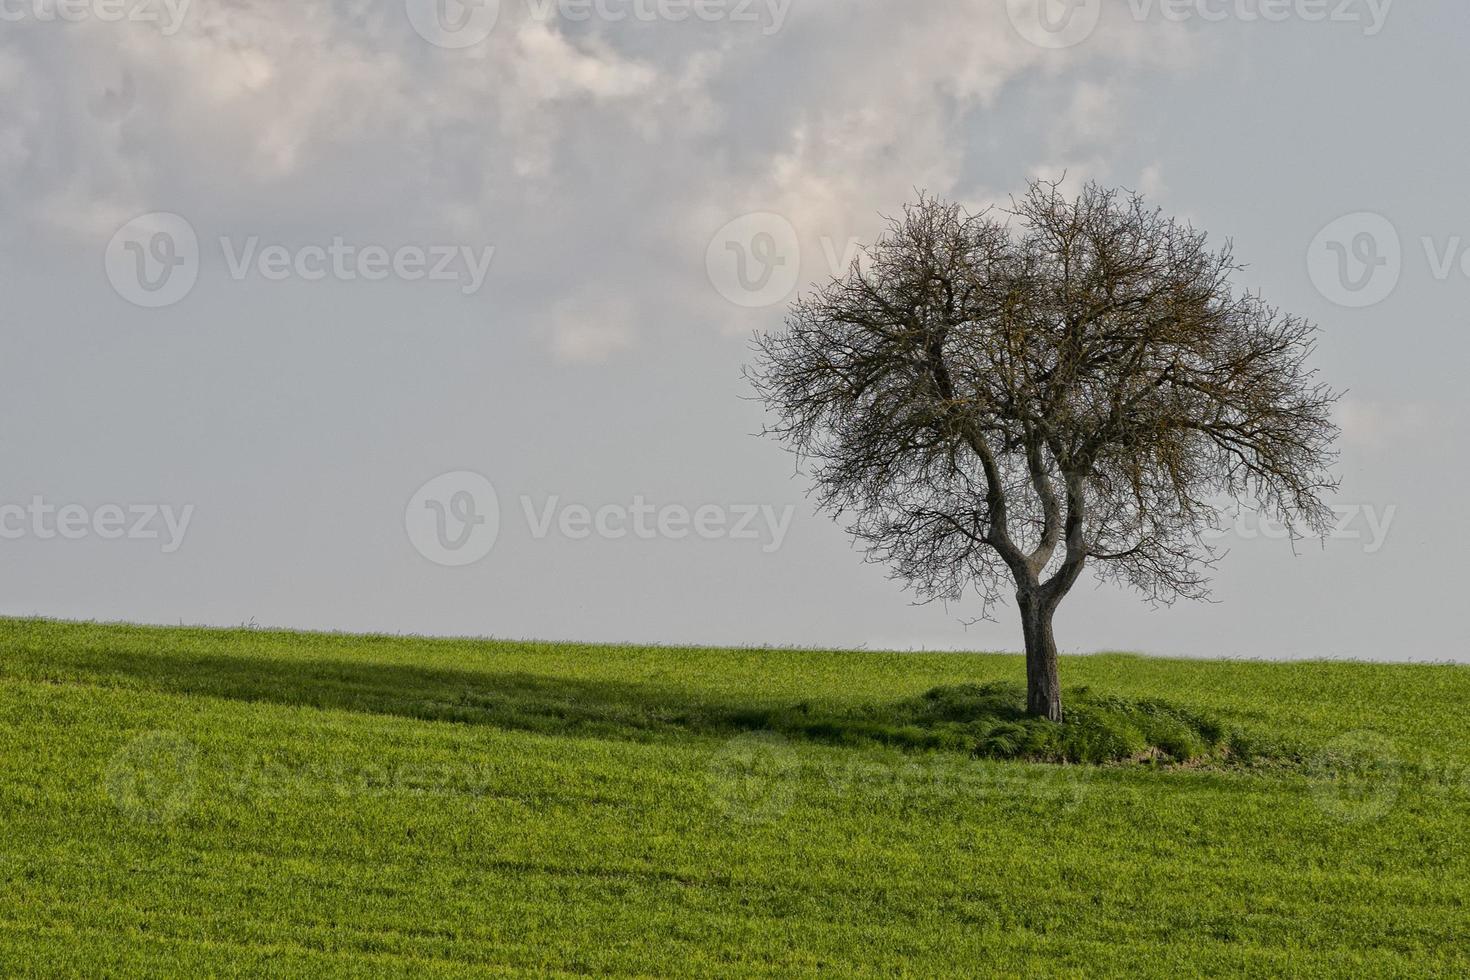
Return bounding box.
[1,0,1465,660]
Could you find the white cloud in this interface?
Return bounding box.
[1337,399,1432,451]
[1061,80,1118,145]
[1138,162,1167,198]
[1,1,1204,354]
[546,297,637,363]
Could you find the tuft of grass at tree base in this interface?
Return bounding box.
[1,617,1467,977]
[750,680,1281,764]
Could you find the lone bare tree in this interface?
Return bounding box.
[749,181,1339,721]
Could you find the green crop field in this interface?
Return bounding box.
[1,617,1467,977]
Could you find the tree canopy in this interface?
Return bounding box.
[750,180,1339,720]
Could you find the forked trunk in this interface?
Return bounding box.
[1019,592,1062,722]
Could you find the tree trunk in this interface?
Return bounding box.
[1019,592,1062,722]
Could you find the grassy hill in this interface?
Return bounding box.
[1,617,1467,976]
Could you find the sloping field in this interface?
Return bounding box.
[1,618,1466,976]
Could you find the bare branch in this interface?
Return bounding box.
[748,179,1340,657]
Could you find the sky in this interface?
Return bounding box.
[1,0,1466,660]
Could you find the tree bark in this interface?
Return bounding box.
[1019,591,1062,722]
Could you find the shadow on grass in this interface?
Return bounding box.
[12,643,1265,764]
[31,646,754,740]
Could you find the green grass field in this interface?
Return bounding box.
[1,617,1467,976]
